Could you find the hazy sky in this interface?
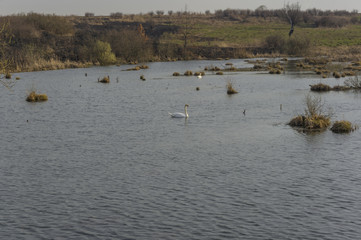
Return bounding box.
[0,0,360,16]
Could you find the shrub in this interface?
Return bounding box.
[344,75,361,89]
[315,16,349,28]
[264,34,286,53]
[92,40,116,65]
[331,121,356,133]
[286,37,312,56]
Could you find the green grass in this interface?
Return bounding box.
[162,20,361,48]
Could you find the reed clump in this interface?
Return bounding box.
[331,120,356,133]
[310,83,331,91]
[226,81,238,94]
[173,72,180,76]
[289,94,331,130]
[184,70,193,76]
[98,76,110,83]
[5,72,11,79]
[194,71,205,76]
[26,91,48,102]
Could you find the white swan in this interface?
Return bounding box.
[197,74,202,79]
[169,104,189,118]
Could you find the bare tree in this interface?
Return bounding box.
[177,10,195,59]
[0,21,14,89]
[282,2,302,37]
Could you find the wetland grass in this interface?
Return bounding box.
[26,91,48,102]
[331,120,357,133]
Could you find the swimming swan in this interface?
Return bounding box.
[169,104,189,118]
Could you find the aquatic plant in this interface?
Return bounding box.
[26,91,48,102]
[173,72,180,76]
[99,76,110,83]
[184,70,193,76]
[5,72,11,79]
[310,83,331,91]
[226,80,238,94]
[331,120,357,133]
[140,75,146,81]
[289,94,331,130]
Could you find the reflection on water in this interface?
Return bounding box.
[1,59,361,239]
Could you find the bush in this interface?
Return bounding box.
[286,37,312,55]
[264,34,286,53]
[344,75,361,89]
[92,40,116,65]
[315,16,349,28]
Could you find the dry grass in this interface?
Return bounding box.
[99,76,110,83]
[331,120,356,133]
[26,91,48,102]
[226,81,238,94]
[289,114,331,130]
[310,83,331,92]
[289,94,331,130]
[184,70,193,76]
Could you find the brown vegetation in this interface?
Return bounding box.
[226,81,238,94]
[0,9,360,73]
[289,94,331,130]
[98,76,110,83]
[331,120,357,133]
[26,91,48,102]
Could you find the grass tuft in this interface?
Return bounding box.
[99,76,110,83]
[26,91,48,102]
[331,120,357,133]
[226,81,238,94]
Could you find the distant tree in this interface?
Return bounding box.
[110,12,123,18]
[177,10,195,59]
[168,10,173,16]
[85,12,95,17]
[156,10,164,16]
[282,2,302,26]
[0,21,14,89]
[282,2,302,37]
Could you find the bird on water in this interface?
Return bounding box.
[169,104,189,118]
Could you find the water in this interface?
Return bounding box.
[1,59,361,239]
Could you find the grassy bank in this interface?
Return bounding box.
[1,9,361,72]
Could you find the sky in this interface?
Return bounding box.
[0,0,360,16]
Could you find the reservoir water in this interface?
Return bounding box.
[1,59,361,239]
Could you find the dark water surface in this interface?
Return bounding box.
[1,59,361,239]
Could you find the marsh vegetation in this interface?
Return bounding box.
[0,7,360,73]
